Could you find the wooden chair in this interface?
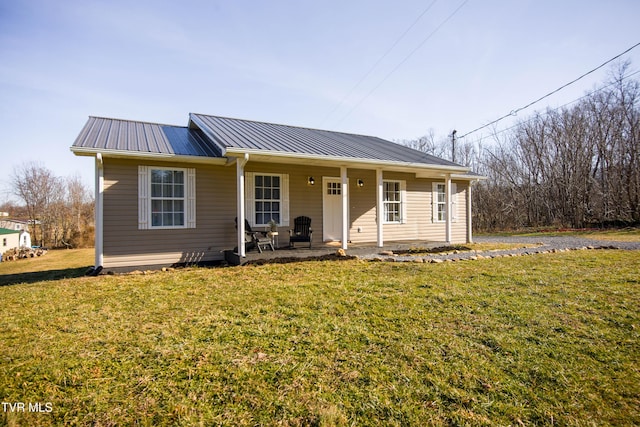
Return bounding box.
[289,216,312,248]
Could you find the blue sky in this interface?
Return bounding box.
[1,0,639,201]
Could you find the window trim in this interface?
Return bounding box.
[432,181,457,223]
[382,179,406,224]
[138,166,196,230]
[245,172,290,227]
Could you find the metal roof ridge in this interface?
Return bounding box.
[88,116,184,128]
[189,113,383,140]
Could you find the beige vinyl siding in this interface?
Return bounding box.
[103,158,237,268]
[246,162,338,246]
[451,181,468,242]
[101,159,471,268]
[347,169,378,243]
[348,172,468,244]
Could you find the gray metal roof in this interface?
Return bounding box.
[72,116,222,157]
[72,114,468,171]
[189,114,462,168]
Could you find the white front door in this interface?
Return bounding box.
[323,177,345,242]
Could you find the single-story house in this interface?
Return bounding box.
[0,228,31,257]
[71,114,483,270]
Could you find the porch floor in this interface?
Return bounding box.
[228,240,449,265]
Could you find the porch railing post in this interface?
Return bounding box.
[466,182,473,244]
[376,168,384,247]
[341,166,348,250]
[237,154,249,257]
[95,153,104,269]
[445,174,452,245]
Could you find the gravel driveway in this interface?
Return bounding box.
[474,234,640,251]
[361,234,639,263]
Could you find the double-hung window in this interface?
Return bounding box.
[138,166,196,229]
[255,175,281,225]
[151,169,185,227]
[434,183,446,222]
[383,180,406,223]
[246,173,289,227]
[432,182,457,223]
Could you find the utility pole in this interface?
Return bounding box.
[451,129,457,163]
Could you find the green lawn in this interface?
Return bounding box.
[1,250,639,426]
[0,248,93,286]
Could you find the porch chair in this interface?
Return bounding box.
[234,218,274,253]
[289,216,312,248]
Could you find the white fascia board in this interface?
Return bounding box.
[224,148,470,174]
[70,147,228,166]
[415,171,487,181]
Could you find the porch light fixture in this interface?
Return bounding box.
[308,176,315,185]
[357,179,364,187]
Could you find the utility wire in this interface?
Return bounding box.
[320,0,439,126]
[459,41,640,139]
[333,0,470,128]
[469,69,640,144]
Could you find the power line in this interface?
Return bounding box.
[320,0,439,126]
[468,68,640,144]
[333,0,470,128]
[458,41,640,139]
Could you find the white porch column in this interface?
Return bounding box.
[376,168,384,247]
[94,153,104,268]
[341,166,348,250]
[466,183,473,243]
[445,174,452,245]
[237,154,249,257]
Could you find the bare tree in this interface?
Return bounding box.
[12,162,61,246]
[403,61,640,231]
[11,163,94,247]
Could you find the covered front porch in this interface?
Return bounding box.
[233,155,475,262]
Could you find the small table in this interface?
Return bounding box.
[268,231,279,249]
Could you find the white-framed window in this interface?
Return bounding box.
[151,169,185,227]
[434,183,446,222]
[138,166,196,230]
[246,173,290,227]
[432,182,457,223]
[383,180,406,224]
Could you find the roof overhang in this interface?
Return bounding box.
[71,145,485,180]
[70,147,228,166]
[224,148,483,180]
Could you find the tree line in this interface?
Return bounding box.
[403,62,640,231]
[4,162,94,248]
